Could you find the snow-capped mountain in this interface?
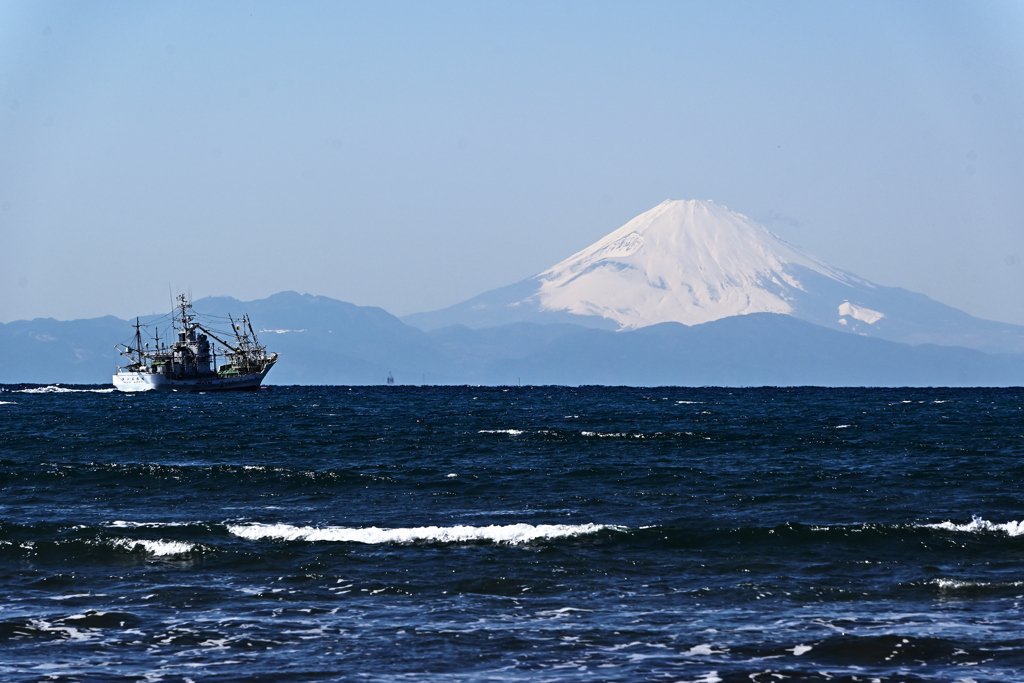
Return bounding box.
[405,199,1024,354]
[534,199,850,328]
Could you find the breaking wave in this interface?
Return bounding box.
[922,516,1024,536]
[227,522,617,545]
[15,385,116,394]
[110,538,197,556]
[931,578,1024,589]
[581,431,646,438]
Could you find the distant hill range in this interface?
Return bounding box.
[5,200,1024,386]
[405,200,1024,354]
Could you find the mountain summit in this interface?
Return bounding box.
[534,199,851,329]
[405,199,1024,354]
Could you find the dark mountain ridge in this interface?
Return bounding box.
[3,292,1022,387]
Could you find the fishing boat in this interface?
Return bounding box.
[113,295,278,392]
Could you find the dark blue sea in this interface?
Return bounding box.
[2,385,1024,682]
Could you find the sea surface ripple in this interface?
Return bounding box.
[1,385,1024,682]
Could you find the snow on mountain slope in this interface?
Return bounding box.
[403,199,1024,354]
[535,199,854,328]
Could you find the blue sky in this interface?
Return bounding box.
[2,1,1023,324]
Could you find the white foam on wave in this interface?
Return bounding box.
[581,431,645,438]
[16,385,116,394]
[0,401,15,405]
[27,619,95,641]
[537,607,593,617]
[478,429,524,435]
[111,538,196,556]
[688,674,722,683]
[49,593,101,601]
[227,522,617,545]
[108,521,191,528]
[931,578,1024,589]
[923,516,1024,536]
[684,644,729,656]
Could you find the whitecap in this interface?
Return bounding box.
[0,401,15,405]
[226,522,617,545]
[28,619,95,641]
[923,516,1024,536]
[478,429,524,435]
[933,578,984,589]
[684,644,728,656]
[16,385,116,394]
[688,674,722,683]
[581,431,642,438]
[111,538,196,556]
[537,607,593,617]
[932,578,1024,589]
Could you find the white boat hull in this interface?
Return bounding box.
[113,362,275,393]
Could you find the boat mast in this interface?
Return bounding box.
[179,294,189,333]
[246,315,258,345]
[134,317,143,364]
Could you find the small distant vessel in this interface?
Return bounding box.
[113,295,278,392]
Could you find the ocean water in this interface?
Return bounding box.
[2,385,1024,682]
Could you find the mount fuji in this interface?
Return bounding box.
[405,200,1024,355]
